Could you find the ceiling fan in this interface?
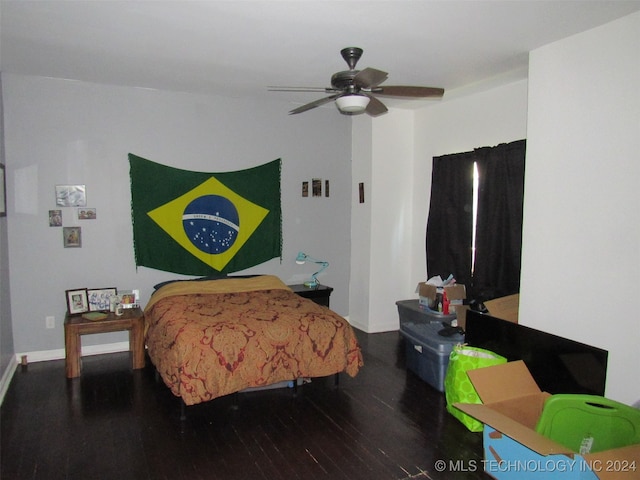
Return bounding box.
[269,47,444,117]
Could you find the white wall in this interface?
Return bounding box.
[0,77,16,378]
[348,117,373,332]
[520,12,640,404]
[3,74,352,354]
[349,110,416,332]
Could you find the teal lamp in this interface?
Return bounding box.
[295,252,329,288]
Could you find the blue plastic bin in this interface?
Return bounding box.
[400,321,464,392]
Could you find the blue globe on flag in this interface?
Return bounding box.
[182,195,239,254]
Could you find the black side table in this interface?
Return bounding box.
[289,284,334,308]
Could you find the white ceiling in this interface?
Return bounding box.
[2,1,640,111]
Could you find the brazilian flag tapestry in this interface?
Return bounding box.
[129,154,282,275]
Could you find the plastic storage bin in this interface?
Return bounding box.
[396,299,456,328]
[400,321,464,392]
[535,394,640,454]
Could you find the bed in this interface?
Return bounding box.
[144,275,363,406]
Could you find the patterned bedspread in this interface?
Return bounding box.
[144,275,363,405]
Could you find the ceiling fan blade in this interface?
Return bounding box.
[354,68,389,89]
[288,94,340,115]
[372,85,445,98]
[365,95,388,117]
[268,86,335,93]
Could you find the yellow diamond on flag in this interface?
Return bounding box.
[147,176,269,271]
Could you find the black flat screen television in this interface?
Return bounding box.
[464,310,608,396]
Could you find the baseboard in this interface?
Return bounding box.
[0,355,19,406]
[345,315,398,334]
[344,315,366,332]
[0,341,132,406]
[16,341,131,364]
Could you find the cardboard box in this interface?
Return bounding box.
[455,361,640,479]
[484,293,519,324]
[416,282,466,311]
[454,305,470,330]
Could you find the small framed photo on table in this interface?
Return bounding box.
[66,288,89,315]
[119,289,140,309]
[87,287,117,312]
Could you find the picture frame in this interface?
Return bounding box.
[78,207,96,220]
[63,226,82,248]
[0,163,6,217]
[87,287,117,312]
[49,209,62,227]
[55,184,86,207]
[119,289,140,309]
[312,178,322,197]
[66,288,89,315]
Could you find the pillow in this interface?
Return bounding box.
[152,273,263,291]
[153,272,228,291]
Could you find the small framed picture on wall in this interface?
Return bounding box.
[0,163,6,217]
[312,178,322,197]
[55,185,86,207]
[63,226,82,248]
[49,210,62,227]
[78,208,96,220]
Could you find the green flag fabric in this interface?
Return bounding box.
[129,154,282,275]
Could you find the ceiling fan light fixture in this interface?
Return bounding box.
[335,94,370,114]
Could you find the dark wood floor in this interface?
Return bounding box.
[1,330,490,480]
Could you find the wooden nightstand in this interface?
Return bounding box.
[64,307,145,378]
[289,284,334,308]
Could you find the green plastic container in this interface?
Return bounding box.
[535,394,640,454]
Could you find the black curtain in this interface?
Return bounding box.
[425,152,475,288]
[473,139,526,300]
[425,139,526,301]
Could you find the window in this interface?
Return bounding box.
[472,161,479,274]
[426,139,526,301]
